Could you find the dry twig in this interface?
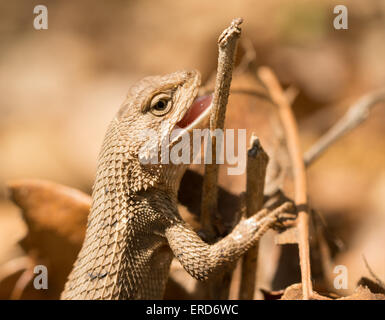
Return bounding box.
[362,255,385,290]
[267,88,385,197]
[201,18,243,236]
[304,89,385,166]
[0,256,33,284]
[200,18,242,299]
[239,135,269,299]
[0,255,35,300]
[10,268,35,300]
[258,66,313,300]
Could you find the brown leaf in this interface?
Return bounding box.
[6,179,91,298]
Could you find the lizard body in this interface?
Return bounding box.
[61,70,289,299]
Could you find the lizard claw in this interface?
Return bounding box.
[273,208,297,231]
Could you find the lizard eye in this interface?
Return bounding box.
[149,93,172,116]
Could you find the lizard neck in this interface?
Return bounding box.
[62,128,179,299]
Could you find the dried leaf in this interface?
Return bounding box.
[6,179,91,298]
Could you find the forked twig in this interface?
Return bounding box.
[258,66,313,300]
[304,89,385,166]
[267,88,385,197]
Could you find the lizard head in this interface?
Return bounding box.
[110,70,212,196]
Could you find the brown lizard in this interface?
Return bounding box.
[61,70,292,300]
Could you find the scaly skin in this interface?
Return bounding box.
[61,70,290,300]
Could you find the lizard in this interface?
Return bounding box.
[61,70,293,300]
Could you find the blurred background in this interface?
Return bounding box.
[0,0,384,299]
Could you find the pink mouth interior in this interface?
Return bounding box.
[176,95,212,128]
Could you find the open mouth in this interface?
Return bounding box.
[176,95,213,130]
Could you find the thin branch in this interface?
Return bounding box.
[266,88,385,197]
[258,66,313,300]
[234,38,257,75]
[285,86,300,106]
[304,89,385,166]
[265,86,299,194]
[200,18,243,300]
[362,255,385,290]
[0,256,32,283]
[239,135,269,299]
[10,268,34,300]
[201,18,243,236]
[245,136,269,217]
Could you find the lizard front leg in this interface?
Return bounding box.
[165,202,293,281]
